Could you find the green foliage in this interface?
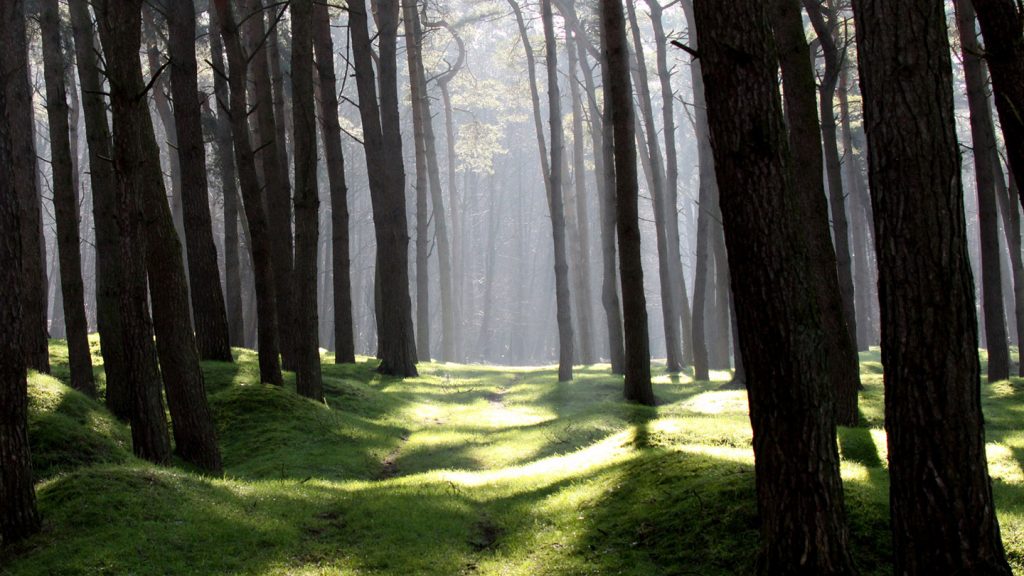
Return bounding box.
[5,341,1024,575]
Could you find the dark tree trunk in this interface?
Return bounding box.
[214,0,284,385]
[0,36,41,544]
[207,4,245,348]
[770,0,861,426]
[852,0,1012,572]
[601,0,653,405]
[96,0,223,475]
[957,0,1011,382]
[804,0,861,369]
[68,0,131,419]
[625,1,684,373]
[971,0,1024,217]
[566,25,596,366]
[694,0,856,572]
[350,0,418,376]
[995,161,1024,376]
[1,0,49,375]
[167,0,233,363]
[39,0,96,397]
[313,2,356,365]
[244,0,296,373]
[291,0,324,399]
[541,0,575,382]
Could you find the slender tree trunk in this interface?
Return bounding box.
[313,2,356,365]
[1,0,49,375]
[166,0,233,363]
[0,29,41,543]
[405,0,431,360]
[971,0,1024,217]
[290,0,324,399]
[771,0,861,426]
[625,1,684,372]
[244,0,297,373]
[957,0,1011,381]
[646,0,694,366]
[540,0,575,382]
[97,0,223,474]
[214,0,284,385]
[995,161,1024,375]
[853,0,1012,571]
[804,0,861,366]
[350,0,418,376]
[39,0,96,397]
[601,0,653,404]
[208,4,245,348]
[68,0,131,418]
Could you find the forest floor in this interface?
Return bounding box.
[3,340,1024,575]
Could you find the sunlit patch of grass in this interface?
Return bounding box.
[7,341,1024,575]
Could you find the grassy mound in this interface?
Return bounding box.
[3,342,1024,575]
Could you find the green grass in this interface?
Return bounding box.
[4,339,1024,574]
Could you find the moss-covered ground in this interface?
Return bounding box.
[4,339,1024,574]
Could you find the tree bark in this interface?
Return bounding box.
[214,0,284,384]
[207,4,245,348]
[313,2,356,365]
[0,0,49,375]
[350,0,418,376]
[852,0,1012,571]
[694,0,856,571]
[995,160,1024,376]
[601,0,653,405]
[68,0,131,418]
[541,0,575,382]
[625,1,685,373]
[39,0,96,397]
[770,0,861,426]
[0,32,41,544]
[167,0,233,363]
[97,0,223,474]
[971,0,1024,217]
[956,0,1011,382]
[290,0,324,399]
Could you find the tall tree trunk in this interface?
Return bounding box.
[245,1,296,373]
[646,0,694,366]
[601,0,653,405]
[0,28,42,543]
[971,0,1024,217]
[995,161,1024,375]
[695,0,856,572]
[167,0,233,363]
[39,0,96,397]
[291,0,324,399]
[350,0,418,376]
[68,0,131,418]
[957,0,1011,382]
[625,1,684,373]
[804,0,861,366]
[410,4,455,363]
[313,2,356,365]
[97,0,223,475]
[572,26,625,373]
[853,0,1012,571]
[213,0,284,384]
[566,24,596,366]
[1,0,49,375]
[771,0,861,426]
[208,4,245,348]
[541,0,575,382]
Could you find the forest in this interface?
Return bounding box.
[1,0,1023,574]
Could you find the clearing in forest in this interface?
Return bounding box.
[4,340,1024,575]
